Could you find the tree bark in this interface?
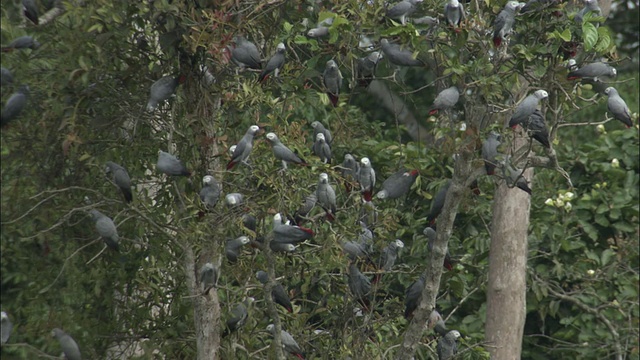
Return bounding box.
[397,152,480,359]
[484,137,531,359]
[185,246,221,360]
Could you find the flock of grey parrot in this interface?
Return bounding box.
[0,0,636,358]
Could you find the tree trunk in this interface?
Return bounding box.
[484,138,531,359]
[185,246,221,359]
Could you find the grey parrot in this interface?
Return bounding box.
[266,324,306,359]
[414,16,440,25]
[225,236,250,263]
[259,43,286,83]
[437,330,461,360]
[225,193,244,207]
[1,67,13,87]
[356,51,384,87]
[348,262,372,310]
[265,132,308,170]
[316,173,337,220]
[312,133,332,164]
[156,150,190,176]
[377,239,405,271]
[200,256,221,294]
[404,273,425,319]
[372,239,404,283]
[341,239,371,260]
[341,154,360,192]
[501,156,532,194]
[272,213,314,244]
[574,0,601,23]
[293,194,317,225]
[376,169,419,200]
[242,213,257,232]
[307,26,329,38]
[358,201,379,231]
[492,1,520,47]
[444,0,465,27]
[227,125,260,170]
[222,298,254,337]
[199,175,221,209]
[509,89,548,128]
[380,39,423,67]
[522,110,550,147]
[429,309,449,336]
[358,157,376,202]
[146,75,180,111]
[23,0,39,25]
[1,36,40,52]
[0,85,29,127]
[386,0,424,25]
[89,209,119,251]
[429,86,460,115]
[323,60,342,107]
[270,242,297,253]
[481,131,501,175]
[256,270,293,313]
[425,227,454,270]
[1,311,12,345]
[311,121,333,144]
[567,62,616,80]
[231,36,261,70]
[105,161,132,203]
[604,87,633,128]
[52,328,82,360]
[427,180,452,225]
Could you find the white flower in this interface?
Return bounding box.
[611,159,620,168]
[564,192,575,200]
[555,198,564,208]
[545,198,554,206]
[596,124,606,134]
[564,202,572,211]
[587,269,595,276]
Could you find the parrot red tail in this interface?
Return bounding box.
[493,37,501,47]
[429,108,439,115]
[226,160,237,170]
[363,190,373,202]
[294,353,305,360]
[372,273,383,284]
[328,93,339,107]
[444,258,454,271]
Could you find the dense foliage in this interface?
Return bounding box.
[1,0,638,359]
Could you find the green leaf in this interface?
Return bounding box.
[601,249,616,266]
[560,28,572,42]
[582,22,598,51]
[595,27,611,53]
